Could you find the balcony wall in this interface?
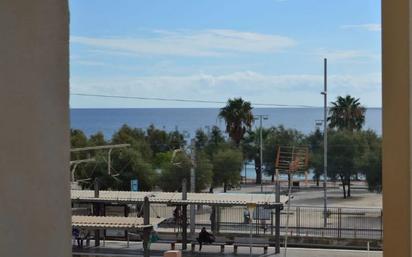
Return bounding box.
[0,1,71,257]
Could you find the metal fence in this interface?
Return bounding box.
[145,204,383,240]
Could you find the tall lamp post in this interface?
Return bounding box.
[321,58,328,227]
[255,115,269,192]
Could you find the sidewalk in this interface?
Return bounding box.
[72,240,383,257]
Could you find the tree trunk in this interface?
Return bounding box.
[209,187,214,193]
[255,157,262,185]
[347,177,351,198]
[316,176,320,187]
[271,173,275,183]
[340,175,347,199]
[223,183,227,193]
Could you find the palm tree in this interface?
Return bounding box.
[219,98,254,146]
[328,95,366,132]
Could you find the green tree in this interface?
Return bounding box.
[306,129,324,186]
[211,148,243,192]
[364,149,382,192]
[219,98,254,146]
[111,124,152,161]
[242,128,270,184]
[146,124,169,154]
[88,132,106,146]
[152,151,173,170]
[111,148,157,191]
[328,95,366,131]
[168,130,186,150]
[328,131,359,198]
[262,126,305,183]
[209,126,225,145]
[195,151,214,192]
[70,129,91,180]
[194,128,209,151]
[158,150,213,192]
[71,129,88,147]
[356,130,382,192]
[204,126,226,158]
[70,129,88,159]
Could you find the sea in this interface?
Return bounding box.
[70,108,382,180]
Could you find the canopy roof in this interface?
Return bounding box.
[71,190,286,207]
[72,215,164,229]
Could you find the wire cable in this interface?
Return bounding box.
[71,92,319,108]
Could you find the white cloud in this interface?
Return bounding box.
[70,71,381,108]
[341,23,381,32]
[71,29,297,57]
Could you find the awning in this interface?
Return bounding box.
[71,190,286,207]
[72,215,165,229]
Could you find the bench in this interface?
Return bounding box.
[190,237,227,253]
[156,239,178,250]
[155,234,182,250]
[233,237,269,254]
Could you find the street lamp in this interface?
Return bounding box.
[254,114,269,193]
[321,58,328,228]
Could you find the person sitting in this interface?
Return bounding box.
[75,228,90,248]
[197,227,215,251]
[72,228,80,247]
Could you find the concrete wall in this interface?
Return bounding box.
[0,1,71,257]
[382,0,412,256]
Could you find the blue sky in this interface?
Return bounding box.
[69,0,381,108]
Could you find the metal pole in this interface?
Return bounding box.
[143,196,150,257]
[182,179,188,250]
[108,148,112,175]
[244,162,247,184]
[249,219,252,257]
[190,139,196,237]
[322,58,328,228]
[93,178,100,246]
[275,169,280,254]
[260,116,263,193]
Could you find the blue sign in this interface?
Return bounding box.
[130,179,139,192]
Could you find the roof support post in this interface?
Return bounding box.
[143,196,150,257]
[211,206,217,234]
[93,178,100,246]
[182,179,188,250]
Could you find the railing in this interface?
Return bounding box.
[145,204,383,240]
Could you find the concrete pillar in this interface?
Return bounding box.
[0,1,70,257]
[382,0,412,256]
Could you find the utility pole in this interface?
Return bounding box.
[70,158,95,182]
[255,115,268,192]
[70,144,130,176]
[321,58,328,227]
[190,139,196,237]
